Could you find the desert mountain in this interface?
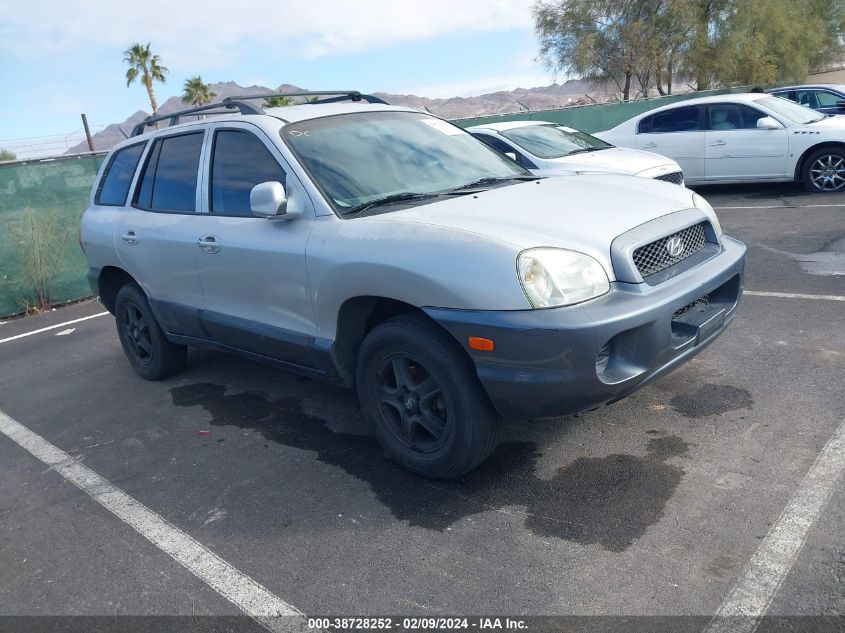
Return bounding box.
[68,79,598,154]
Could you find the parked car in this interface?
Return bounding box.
[81,91,746,478]
[467,120,684,185]
[767,84,845,116]
[596,93,845,192]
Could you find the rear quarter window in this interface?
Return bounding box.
[638,106,702,134]
[95,143,146,206]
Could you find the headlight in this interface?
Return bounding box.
[517,248,610,308]
[692,192,723,238]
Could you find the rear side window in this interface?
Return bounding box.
[210,130,287,217]
[639,106,702,134]
[95,143,145,206]
[134,132,204,212]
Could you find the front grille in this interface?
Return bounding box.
[633,222,707,277]
[653,171,684,186]
[673,294,711,319]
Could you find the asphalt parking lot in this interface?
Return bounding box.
[0,182,843,632]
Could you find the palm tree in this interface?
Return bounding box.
[182,76,217,107]
[124,43,168,115]
[264,94,294,108]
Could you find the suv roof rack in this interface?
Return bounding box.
[222,90,388,106]
[130,100,263,137]
[130,90,388,137]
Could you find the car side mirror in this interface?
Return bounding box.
[756,116,783,130]
[504,152,518,162]
[250,181,289,219]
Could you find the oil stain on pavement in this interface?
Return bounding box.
[670,383,753,418]
[172,383,690,552]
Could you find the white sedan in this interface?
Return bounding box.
[467,120,685,185]
[596,93,845,192]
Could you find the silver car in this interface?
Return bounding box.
[81,91,746,478]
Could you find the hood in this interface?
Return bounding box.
[367,174,700,279]
[543,147,678,176]
[793,115,845,131]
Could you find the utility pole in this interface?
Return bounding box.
[81,114,95,152]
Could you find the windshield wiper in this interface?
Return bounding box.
[341,191,441,217]
[567,146,611,155]
[447,175,539,194]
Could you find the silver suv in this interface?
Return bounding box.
[81,91,747,478]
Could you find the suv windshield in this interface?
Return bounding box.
[758,96,825,124]
[282,111,529,215]
[500,124,612,159]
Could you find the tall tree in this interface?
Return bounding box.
[651,0,695,95]
[534,0,845,97]
[533,0,664,101]
[124,43,168,115]
[717,0,845,86]
[182,76,217,107]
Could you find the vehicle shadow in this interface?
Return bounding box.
[170,368,691,552]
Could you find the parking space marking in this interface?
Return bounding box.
[0,312,109,345]
[704,419,845,633]
[744,290,845,302]
[0,409,302,630]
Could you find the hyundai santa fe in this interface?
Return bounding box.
[81,91,746,478]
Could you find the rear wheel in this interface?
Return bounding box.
[802,147,845,192]
[114,284,186,380]
[356,313,500,479]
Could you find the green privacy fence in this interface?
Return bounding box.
[0,153,105,317]
[453,86,751,132]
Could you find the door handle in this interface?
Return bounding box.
[197,235,221,254]
[641,142,658,149]
[709,140,727,146]
[121,230,138,245]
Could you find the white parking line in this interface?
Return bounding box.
[0,409,302,630]
[704,419,845,633]
[0,312,109,345]
[744,290,845,302]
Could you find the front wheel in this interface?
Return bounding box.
[114,284,187,380]
[802,148,845,192]
[356,313,500,479]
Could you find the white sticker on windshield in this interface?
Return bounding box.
[421,118,464,136]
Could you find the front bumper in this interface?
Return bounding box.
[425,236,746,420]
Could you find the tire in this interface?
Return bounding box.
[802,147,845,193]
[356,312,500,479]
[114,284,187,380]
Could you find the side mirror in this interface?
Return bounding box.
[757,116,783,130]
[250,181,288,219]
[504,151,518,162]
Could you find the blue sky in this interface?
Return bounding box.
[0,0,557,157]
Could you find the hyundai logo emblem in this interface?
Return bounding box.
[666,236,685,257]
